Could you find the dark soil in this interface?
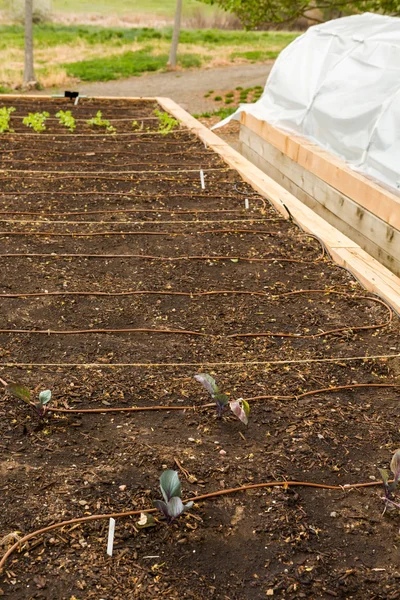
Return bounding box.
[0,97,400,600]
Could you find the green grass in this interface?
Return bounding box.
[0,23,298,50]
[65,49,202,82]
[0,0,220,17]
[0,23,298,87]
[51,0,219,17]
[0,23,165,50]
[230,49,283,61]
[193,106,237,120]
[179,29,298,46]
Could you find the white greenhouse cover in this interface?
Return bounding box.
[215,13,400,193]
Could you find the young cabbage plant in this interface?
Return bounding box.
[194,373,250,425]
[6,382,52,419]
[379,449,400,513]
[153,470,193,524]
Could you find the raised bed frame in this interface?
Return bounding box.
[1,94,400,598]
[238,112,400,279]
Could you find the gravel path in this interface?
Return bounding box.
[70,62,273,113]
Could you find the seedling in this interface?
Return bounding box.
[153,470,193,524]
[56,109,76,132]
[379,449,400,514]
[154,109,179,135]
[0,106,15,133]
[22,111,49,133]
[6,382,52,419]
[86,110,116,133]
[194,373,250,425]
[132,120,144,131]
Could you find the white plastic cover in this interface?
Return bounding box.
[215,13,400,193]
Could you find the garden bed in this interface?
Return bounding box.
[0,95,400,600]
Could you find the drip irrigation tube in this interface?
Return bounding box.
[0,287,346,299]
[44,382,400,415]
[0,293,391,339]
[2,378,398,415]
[0,211,272,218]
[0,252,325,263]
[0,477,387,572]
[0,353,399,368]
[0,228,281,238]
[1,149,215,158]
[3,129,192,138]
[0,218,277,226]
[0,167,231,176]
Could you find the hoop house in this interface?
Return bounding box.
[218,13,400,192]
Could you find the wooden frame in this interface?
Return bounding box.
[1,94,400,313]
[239,113,400,280]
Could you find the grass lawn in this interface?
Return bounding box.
[0,23,298,88]
[51,0,218,17]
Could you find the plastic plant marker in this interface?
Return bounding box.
[200,170,205,189]
[107,517,115,556]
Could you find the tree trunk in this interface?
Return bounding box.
[168,0,183,69]
[24,0,35,84]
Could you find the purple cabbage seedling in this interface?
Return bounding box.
[153,470,193,524]
[379,449,400,514]
[194,373,250,425]
[6,382,52,419]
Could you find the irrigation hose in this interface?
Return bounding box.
[0,228,281,238]
[0,353,399,369]
[0,292,391,339]
[1,380,399,414]
[0,167,231,176]
[0,209,272,217]
[0,287,347,299]
[0,478,388,572]
[44,382,400,414]
[0,252,325,264]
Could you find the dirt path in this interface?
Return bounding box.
[69,62,273,113]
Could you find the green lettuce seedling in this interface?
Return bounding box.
[87,110,116,133]
[7,382,52,419]
[22,111,49,132]
[56,109,76,132]
[194,373,250,425]
[153,470,193,524]
[0,106,15,133]
[154,109,179,135]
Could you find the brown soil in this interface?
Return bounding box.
[0,97,400,600]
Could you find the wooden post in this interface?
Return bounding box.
[24,0,35,85]
[168,0,182,69]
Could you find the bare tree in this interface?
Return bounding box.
[24,0,35,85]
[168,0,183,69]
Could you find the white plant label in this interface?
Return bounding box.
[107,517,116,556]
[200,170,205,189]
[244,198,249,210]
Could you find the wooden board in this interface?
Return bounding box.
[240,113,400,231]
[240,125,400,277]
